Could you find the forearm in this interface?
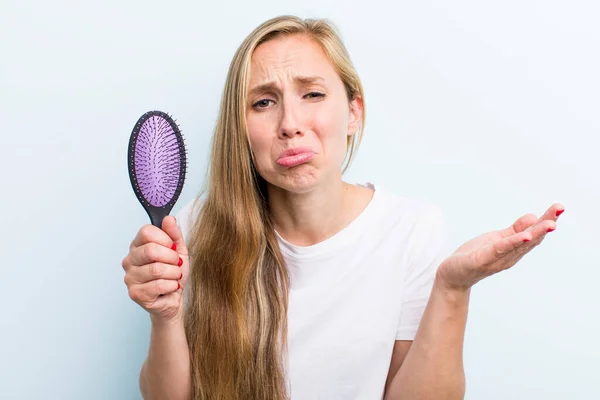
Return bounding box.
[140,316,192,400]
[385,273,470,400]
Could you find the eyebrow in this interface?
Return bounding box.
[248,75,325,97]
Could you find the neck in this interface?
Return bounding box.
[267,179,366,246]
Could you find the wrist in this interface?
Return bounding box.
[150,313,185,330]
[433,272,472,305]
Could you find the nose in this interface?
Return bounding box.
[278,99,304,139]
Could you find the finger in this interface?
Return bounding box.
[539,203,565,222]
[512,213,538,234]
[526,203,565,226]
[130,223,177,252]
[523,218,557,244]
[504,202,565,236]
[129,279,180,304]
[161,216,189,257]
[501,213,537,237]
[130,241,181,267]
[480,219,558,270]
[490,231,534,260]
[523,206,563,235]
[125,262,183,285]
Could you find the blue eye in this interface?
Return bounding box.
[305,92,325,99]
[251,92,325,109]
[252,99,274,108]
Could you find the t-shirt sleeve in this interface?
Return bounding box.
[173,196,202,309]
[174,196,203,247]
[174,203,192,245]
[396,204,451,340]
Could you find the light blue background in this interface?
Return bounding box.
[1,0,598,398]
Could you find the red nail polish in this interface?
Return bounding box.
[178,257,183,267]
[547,227,555,233]
[556,209,564,217]
[171,243,177,251]
[180,272,183,279]
[177,282,180,290]
[523,238,531,242]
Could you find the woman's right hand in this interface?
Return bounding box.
[121,215,189,325]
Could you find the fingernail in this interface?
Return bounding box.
[547,227,556,233]
[556,209,564,217]
[179,272,183,279]
[171,243,177,251]
[177,282,180,290]
[178,257,183,267]
[523,238,531,242]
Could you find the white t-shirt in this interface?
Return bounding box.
[175,182,451,400]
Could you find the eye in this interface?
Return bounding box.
[252,99,274,109]
[304,92,325,99]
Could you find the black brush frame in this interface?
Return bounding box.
[127,110,187,228]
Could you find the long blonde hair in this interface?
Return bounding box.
[184,15,366,399]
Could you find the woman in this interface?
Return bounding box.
[121,15,564,400]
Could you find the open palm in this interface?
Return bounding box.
[436,203,565,291]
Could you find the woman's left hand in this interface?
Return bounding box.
[436,203,565,292]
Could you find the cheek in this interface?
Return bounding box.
[246,121,273,170]
[316,97,348,132]
[314,105,349,149]
[247,116,268,148]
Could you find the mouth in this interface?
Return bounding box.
[276,147,315,168]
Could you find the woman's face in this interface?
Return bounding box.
[246,34,362,194]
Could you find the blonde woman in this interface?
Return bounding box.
[121,15,564,400]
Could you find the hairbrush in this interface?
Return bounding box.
[127,110,188,228]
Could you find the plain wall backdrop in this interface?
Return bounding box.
[1,0,598,398]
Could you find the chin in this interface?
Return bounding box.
[265,165,321,194]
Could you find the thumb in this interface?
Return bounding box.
[161,215,188,256]
[499,213,536,238]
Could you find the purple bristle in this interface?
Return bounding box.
[134,115,181,207]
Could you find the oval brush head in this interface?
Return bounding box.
[127,110,188,228]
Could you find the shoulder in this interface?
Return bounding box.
[367,182,446,229]
[364,182,450,256]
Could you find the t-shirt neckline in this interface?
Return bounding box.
[274,182,380,260]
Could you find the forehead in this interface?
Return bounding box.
[249,34,338,84]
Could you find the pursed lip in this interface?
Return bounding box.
[277,147,314,160]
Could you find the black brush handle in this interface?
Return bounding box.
[146,205,173,228]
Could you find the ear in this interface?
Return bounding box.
[347,95,363,137]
